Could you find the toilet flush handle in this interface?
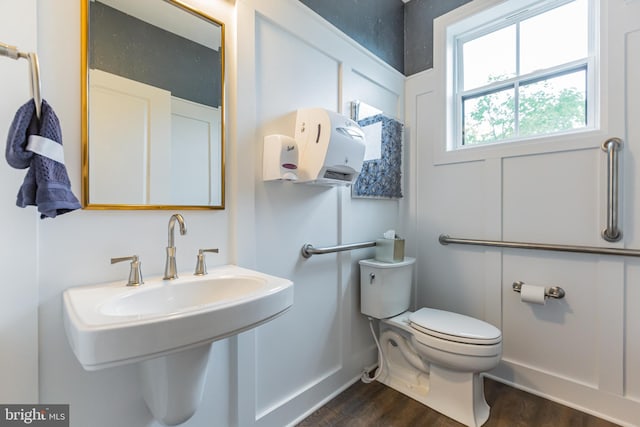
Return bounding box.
[369,273,375,284]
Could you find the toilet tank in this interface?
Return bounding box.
[359,257,415,319]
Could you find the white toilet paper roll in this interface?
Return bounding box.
[520,284,546,305]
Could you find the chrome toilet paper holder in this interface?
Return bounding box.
[512,281,566,299]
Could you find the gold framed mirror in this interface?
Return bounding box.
[81,0,225,209]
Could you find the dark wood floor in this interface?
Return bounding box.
[297,378,621,427]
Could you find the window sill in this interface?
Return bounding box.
[433,127,606,165]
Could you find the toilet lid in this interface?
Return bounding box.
[409,308,502,345]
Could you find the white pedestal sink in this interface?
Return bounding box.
[63,265,293,425]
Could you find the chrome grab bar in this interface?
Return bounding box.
[602,137,623,242]
[301,241,376,258]
[439,234,640,257]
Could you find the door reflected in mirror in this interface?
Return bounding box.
[82,0,225,209]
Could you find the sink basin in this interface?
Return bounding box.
[63,265,293,371]
[100,275,267,317]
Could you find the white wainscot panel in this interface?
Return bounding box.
[344,67,400,118]
[417,159,490,319]
[419,157,487,239]
[626,30,640,248]
[424,245,491,321]
[255,184,341,418]
[625,261,640,401]
[503,149,600,245]
[624,27,640,405]
[255,15,339,129]
[502,252,598,386]
[254,13,345,418]
[254,259,341,418]
[350,199,399,241]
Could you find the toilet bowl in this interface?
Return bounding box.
[359,258,502,427]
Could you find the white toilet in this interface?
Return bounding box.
[359,257,502,427]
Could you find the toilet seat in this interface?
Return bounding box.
[408,309,501,358]
[409,308,501,347]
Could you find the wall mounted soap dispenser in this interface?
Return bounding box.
[263,134,299,181]
[263,108,366,186]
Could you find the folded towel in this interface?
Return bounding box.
[5,99,81,219]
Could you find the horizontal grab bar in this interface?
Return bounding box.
[301,241,376,258]
[439,234,640,258]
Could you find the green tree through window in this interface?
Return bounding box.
[450,0,592,150]
[463,74,586,145]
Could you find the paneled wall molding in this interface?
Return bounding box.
[406,2,640,422]
[596,259,625,395]
[483,158,502,329]
[490,360,640,427]
[237,0,404,425]
[246,0,405,85]
[626,21,640,404]
[235,3,259,425]
[256,364,343,422]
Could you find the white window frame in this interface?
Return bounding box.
[433,0,600,164]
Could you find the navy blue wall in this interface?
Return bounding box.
[404,0,472,75]
[299,0,405,74]
[300,0,471,76]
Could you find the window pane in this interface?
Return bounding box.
[463,88,515,145]
[519,69,586,137]
[463,25,516,90]
[520,0,588,75]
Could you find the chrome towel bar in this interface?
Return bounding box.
[439,234,640,258]
[0,41,21,59]
[301,241,376,258]
[0,41,42,120]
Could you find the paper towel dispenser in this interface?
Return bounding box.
[294,108,366,185]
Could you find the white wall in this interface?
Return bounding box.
[235,1,405,425]
[0,0,235,425]
[6,0,638,425]
[0,0,404,426]
[35,0,236,425]
[0,0,39,403]
[404,1,640,426]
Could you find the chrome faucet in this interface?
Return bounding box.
[163,214,187,280]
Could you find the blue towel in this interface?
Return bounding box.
[5,99,81,218]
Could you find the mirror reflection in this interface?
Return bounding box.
[83,0,225,209]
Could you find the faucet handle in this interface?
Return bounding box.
[194,249,219,276]
[111,255,144,286]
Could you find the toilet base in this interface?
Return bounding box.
[376,321,492,427]
[378,363,490,427]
